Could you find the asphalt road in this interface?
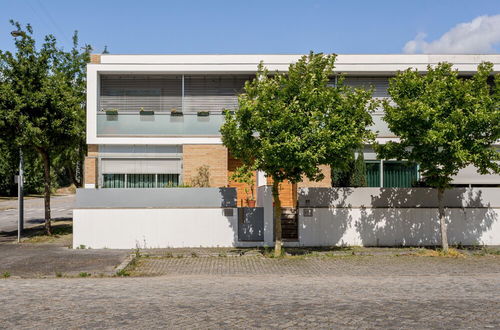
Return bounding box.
[0,195,75,233]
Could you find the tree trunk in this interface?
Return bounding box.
[40,149,52,235]
[272,180,282,257]
[437,188,448,252]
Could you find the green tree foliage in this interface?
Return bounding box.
[350,152,367,187]
[221,52,376,256]
[331,151,368,187]
[375,62,500,251]
[0,21,90,234]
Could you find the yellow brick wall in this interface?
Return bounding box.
[297,165,332,188]
[183,145,228,187]
[84,144,99,186]
[84,157,97,186]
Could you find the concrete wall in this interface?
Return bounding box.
[298,188,500,246]
[74,208,239,249]
[73,187,241,248]
[73,186,500,248]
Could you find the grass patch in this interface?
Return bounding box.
[473,247,500,256]
[2,272,11,278]
[414,248,466,258]
[78,272,91,278]
[20,221,72,245]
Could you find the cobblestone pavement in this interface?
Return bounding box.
[1,272,499,329]
[133,254,500,277]
[1,256,499,329]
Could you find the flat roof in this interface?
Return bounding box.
[89,54,500,75]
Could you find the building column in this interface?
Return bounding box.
[84,144,98,188]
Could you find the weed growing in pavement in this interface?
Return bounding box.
[164,252,174,258]
[191,252,198,258]
[415,248,465,258]
[176,254,184,259]
[55,272,63,278]
[134,247,141,258]
[2,272,10,278]
[116,269,130,277]
[218,252,227,257]
[475,247,500,256]
[77,244,86,249]
[79,272,91,277]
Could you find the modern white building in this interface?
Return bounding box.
[84,54,500,196]
[75,54,500,249]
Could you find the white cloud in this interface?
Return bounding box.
[403,15,500,54]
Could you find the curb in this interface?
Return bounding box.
[115,254,136,274]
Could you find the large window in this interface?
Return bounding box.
[365,161,418,188]
[102,173,180,188]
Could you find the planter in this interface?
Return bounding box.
[197,111,210,117]
[171,111,183,117]
[140,110,154,116]
[247,200,256,207]
[105,109,118,115]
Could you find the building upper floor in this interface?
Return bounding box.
[87,54,500,145]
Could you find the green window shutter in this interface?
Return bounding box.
[383,162,417,188]
[157,174,180,187]
[103,174,125,188]
[126,174,156,188]
[365,162,380,187]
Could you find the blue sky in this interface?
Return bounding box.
[1,0,499,54]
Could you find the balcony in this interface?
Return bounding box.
[97,112,225,136]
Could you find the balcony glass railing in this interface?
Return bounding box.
[97,112,225,136]
[96,112,395,137]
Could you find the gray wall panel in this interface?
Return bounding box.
[76,188,237,208]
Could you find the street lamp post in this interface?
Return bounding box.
[18,149,24,243]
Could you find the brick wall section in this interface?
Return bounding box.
[183,145,228,187]
[84,157,97,186]
[90,54,101,64]
[297,165,332,188]
[87,144,98,157]
[84,144,99,186]
[227,156,257,207]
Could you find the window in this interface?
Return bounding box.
[365,161,418,188]
[103,174,125,188]
[102,173,180,188]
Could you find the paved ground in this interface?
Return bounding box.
[1,256,499,329]
[131,254,500,277]
[0,195,75,233]
[0,243,130,277]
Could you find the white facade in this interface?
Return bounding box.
[87,54,500,145]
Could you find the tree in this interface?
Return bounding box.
[221,52,375,256]
[375,62,500,251]
[350,151,367,187]
[0,21,90,234]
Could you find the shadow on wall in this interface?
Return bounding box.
[355,188,498,246]
[298,188,355,246]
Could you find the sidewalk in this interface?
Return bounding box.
[130,248,500,277]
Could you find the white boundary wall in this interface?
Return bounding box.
[73,208,239,249]
[298,208,500,246]
[298,188,500,247]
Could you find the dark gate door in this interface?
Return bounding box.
[281,207,298,240]
[238,207,264,241]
